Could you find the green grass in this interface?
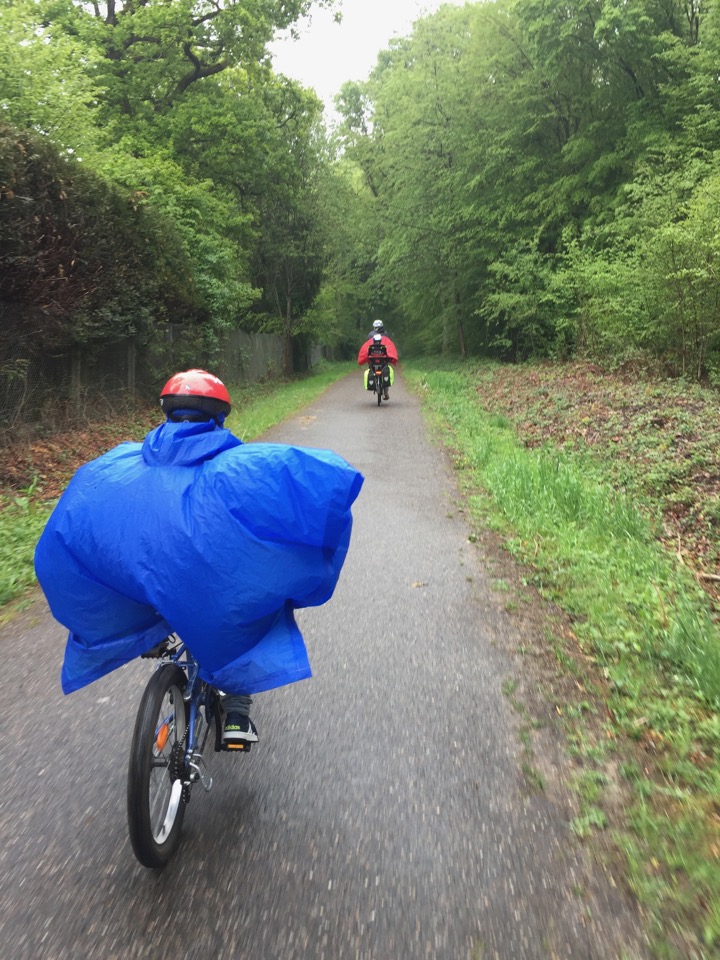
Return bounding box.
[0,485,53,606]
[404,358,720,958]
[0,361,352,609]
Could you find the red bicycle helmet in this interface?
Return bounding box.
[159,369,231,421]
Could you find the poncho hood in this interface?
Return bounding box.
[141,419,242,466]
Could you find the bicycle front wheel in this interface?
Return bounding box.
[127,664,188,868]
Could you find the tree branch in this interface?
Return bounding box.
[174,44,229,95]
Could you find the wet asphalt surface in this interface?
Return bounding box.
[0,371,648,960]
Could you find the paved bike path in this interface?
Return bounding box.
[0,370,646,959]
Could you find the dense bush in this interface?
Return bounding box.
[0,123,200,357]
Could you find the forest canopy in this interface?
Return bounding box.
[0,0,331,374]
[2,0,720,381]
[324,0,720,380]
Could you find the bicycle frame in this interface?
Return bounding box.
[160,640,217,793]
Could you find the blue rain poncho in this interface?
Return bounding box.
[34,420,364,695]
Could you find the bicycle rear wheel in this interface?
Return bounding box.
[127,664,188,868]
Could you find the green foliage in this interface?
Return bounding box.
[324,0,720,377]
[1,0,337,373]
[11,0,720,376]
[0,123,199,354]
[247,82,327,373]
[37,0,327,123]
[0,0,104,152]
[0,491,53,606]
[308,157,385,352]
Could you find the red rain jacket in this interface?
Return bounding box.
[357,336,398,365]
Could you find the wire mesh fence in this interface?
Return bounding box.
[0,324,288,441]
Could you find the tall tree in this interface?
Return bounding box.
[39,0,332,122]
[341,6,480,356]
[0,0,103,151]
[309,151,384,354]
[248,81,326,374]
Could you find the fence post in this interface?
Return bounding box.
[71,349,81,410]
[127,341,136,400]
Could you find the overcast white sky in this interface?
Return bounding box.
[270,0,463,120]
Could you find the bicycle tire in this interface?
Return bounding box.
[127,664,188,868]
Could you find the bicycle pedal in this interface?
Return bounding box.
[141,639,172,659]
[222,741,252,753]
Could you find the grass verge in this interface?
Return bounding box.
[0,481,52,606]
[404,359,720,959]
[0,361,352,609]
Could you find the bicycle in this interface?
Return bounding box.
[126,636,250,868]
[367,357,391,405]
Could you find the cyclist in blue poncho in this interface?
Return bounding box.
[35,369,364,747]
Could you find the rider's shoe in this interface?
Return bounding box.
[383,390,390,400]
[222,712,259,750]
[140,638,174,658]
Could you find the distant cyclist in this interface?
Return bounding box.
[366,319,384,339]
[366,319,392,340]
[358,332,399,400]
